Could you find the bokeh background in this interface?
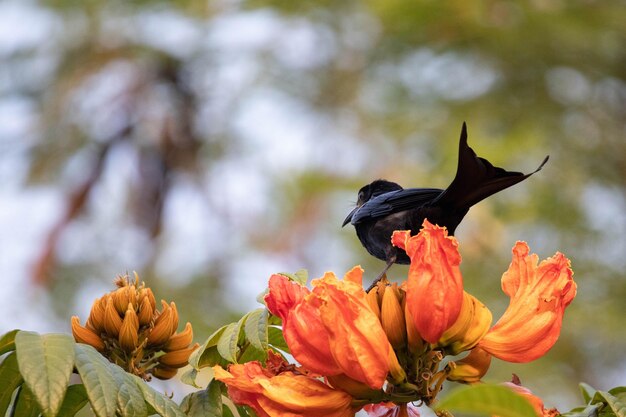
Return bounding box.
[1,0,624,411]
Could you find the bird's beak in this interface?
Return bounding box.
[342,206,358,227]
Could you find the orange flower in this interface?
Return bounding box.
[265,267,398,389]
[479,242,576,363]
[213,362,355,417]
[392,220,464,343]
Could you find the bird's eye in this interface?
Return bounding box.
[358,191,364,202]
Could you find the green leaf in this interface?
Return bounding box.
[238,344,266,364]
[0,352,24,415]
[267,326,289,353]
[56,385,89,417]
[12,384,42,417]
[74,343,119,417]
[189,325,229,369]
[598,390,626,417]
[434,383,538,417]
[180,379,222,417]
[217,320,244,364]
[580,382,597,403]
[560,403,604,417]
[244,308,269,353]
[133,375,185,417]
[277,269,308,285]
[110,364,148,417]
[15,331,75,417]
[180,367,201,388]
[0,329,19,356]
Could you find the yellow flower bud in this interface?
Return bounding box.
[164,322,193,352]
[103,296,123,337]
[380,284,406,348]
[439,291,492,355]
[119,305,139,352]
[137,296,153,327]
[128,285,137,308]
[148,300,175,346]
[158,343,200,368]
[447,347,492,383]
[151,366,178,380]
[71,316,105,351]
[140,288,156,312]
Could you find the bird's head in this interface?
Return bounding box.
[342,179,403,227]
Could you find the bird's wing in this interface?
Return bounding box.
[351,188,443,224]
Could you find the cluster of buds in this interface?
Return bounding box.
[71,273,199,380]
[365,277,493,404]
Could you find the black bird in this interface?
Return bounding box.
[343,122,548,284]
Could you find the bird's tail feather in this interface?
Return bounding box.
[434,122,549,210]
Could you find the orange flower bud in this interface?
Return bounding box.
[365,286,381,319]
[164,322,193,352]
[327,374,382,399]
[112,287,130,316]
[158,343,199,368]
[151,366,179,380]
[71,316,105,351]
[447,347,492,383]
[404,297,424,354]
[103,296,123,337]
[119,305,139,352]
[380,283,406,349]
[169,301,179,335]
[87,296,106,334]
[148,300,175,346]
[439,291,492,355]
[137,296,153,327]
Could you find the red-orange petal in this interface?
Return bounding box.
[393,220,464,343]
[213,363,355,417]
[479,242,576,363]
[265,274,310,322]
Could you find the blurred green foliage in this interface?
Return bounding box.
[1,0,624,409]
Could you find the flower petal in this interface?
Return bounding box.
[265,274,310,322]
[213,363,355,417]
[393,220,464,343]
[479,242,576,363]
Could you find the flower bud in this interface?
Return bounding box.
[439,292,492,355]
[71,316,105,351]
[148,300,175,346]
[151,366,178,380]
[365,287,381,318]
[140,287,156,312]
[327,374,382,399]
[380,284,406,348]
[87,296,106,334]
[119,305,139,352]
[158,343,200,368]
[387,348,406,384]
[103,296,123,338]
[447,347,492,383]
[113,287,130,316]
[404,297,424,353]
[169,302,179,335]
[164,322,193,352]
[137,296,153,327]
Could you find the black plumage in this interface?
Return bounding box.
[343,123,548,280]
